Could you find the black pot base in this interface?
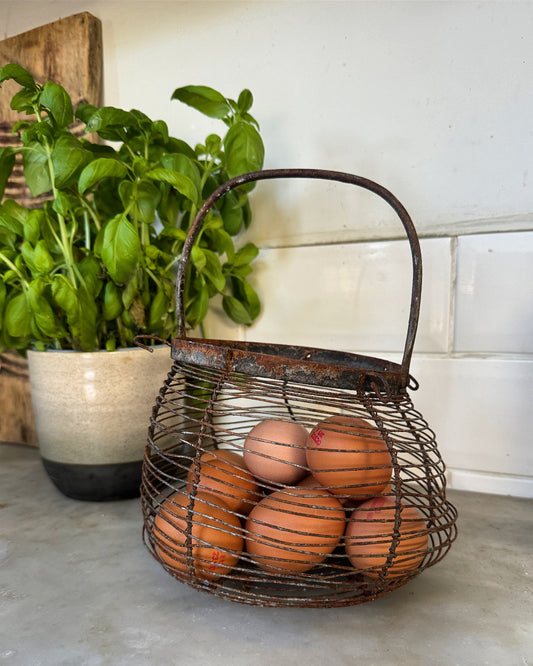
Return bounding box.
[42,458,143,501]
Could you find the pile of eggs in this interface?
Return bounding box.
[152,415,429,582]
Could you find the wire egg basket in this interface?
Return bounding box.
[139,168,458,608]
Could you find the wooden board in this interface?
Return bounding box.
[0,12,103,122]
[0,12,103,207]
[0,12,103,446]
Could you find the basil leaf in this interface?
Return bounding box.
[129,108,151,131]
[83,142,117,158]
[191,245,206,271]
[186,275,209,328]
[230,274,260,321]
[0,227,15,250]
[5,291,32,337]
[40,81,74,129]
[12,120,32,134]
[240,111,260,130]
[93,225,105,258]
[75,103,98,124]
[86,106,133,129]
[120,179,161,224]
[151,119,169,143]
[205,133,222,155]
[209,227,234,257]
[0,205,25,246]
[52,134,93,188]
[27,279,61,337]
[159,226,187,242]
[23,210,41,244]
[76,287,98,351]
[201,215,223,232]
[52,274,99,350]
[0,279,6,316]
[233,242,259,267]
[101,214,141,283]
[78,255,103,297]
[1,199,27,225]
[241,198,252,229]
[148,287,168,329]
[52,191,75,217]
[222,294,253,326]
[103,281,123,320]
[85,106,138,141]
[160,153,202,195]
[146,167,199,204]
[21,120,54,146]
[22,143,52,196]
[157,190,181,227]
[172,85,231,119]
[202,249,226,293]
[121,271,140,312]
[241,280,261,320]
[78,158,129,195]
[221,191,244,235]
[52,274,79,319]
[9,88,36,114]
[33,240,54,275]
[229,264,253,279]
[118,180,133,210]
[20,241,37,276]
[0,63,36,89]
[237,89,254,115]
[166,138,197,160]
[224,121,265,178]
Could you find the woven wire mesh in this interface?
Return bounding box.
[141,359,458,608]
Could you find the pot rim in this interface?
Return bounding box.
[27,343,169,356]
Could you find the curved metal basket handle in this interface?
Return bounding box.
[175,168,422,385]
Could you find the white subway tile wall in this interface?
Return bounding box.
[410,357,533,498]
[454,231,533,354]
[242,177,407,248]
[246,238,451,354]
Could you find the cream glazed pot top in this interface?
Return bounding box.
[27,345,172,465]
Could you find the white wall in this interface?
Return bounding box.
[2,1,532,497]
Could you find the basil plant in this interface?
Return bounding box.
[0,63,265,352]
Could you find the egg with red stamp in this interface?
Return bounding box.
[305,415,392,499]
[243,419,308,484]
[245,486,346,573]
[186,449,260,515]
[153,490,243,581]
[345,495,429,579]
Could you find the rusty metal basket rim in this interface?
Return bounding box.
[170,336,413,392]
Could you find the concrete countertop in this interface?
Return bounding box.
[1,442,531,665]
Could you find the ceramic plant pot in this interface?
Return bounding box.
[27,345,172,501]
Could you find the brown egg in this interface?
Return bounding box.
[153,490,243,581]
[297,474,324,489]
[306,415,392,499]
[245,486,345,573]
[186,449,260,515]
[298,474,363,508]
[243,419,308,485]
[345,495,429,579]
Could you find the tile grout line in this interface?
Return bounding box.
[448,236,458,357]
